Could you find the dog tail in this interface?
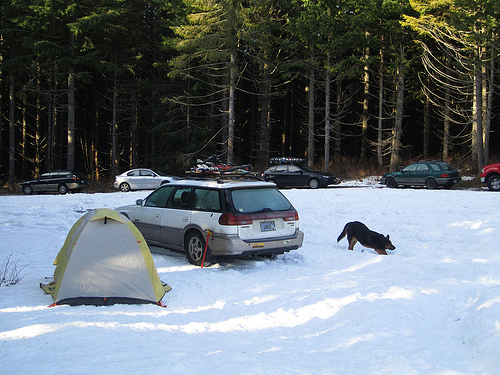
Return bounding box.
[337,223,348,243]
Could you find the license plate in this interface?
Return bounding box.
[260,221,276,232]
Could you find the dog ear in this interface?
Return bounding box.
[386,235,390,240]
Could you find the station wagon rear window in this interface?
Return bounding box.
[230,188,292,214]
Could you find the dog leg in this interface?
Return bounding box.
[348,237,357,251]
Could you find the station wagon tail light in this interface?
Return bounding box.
[441,173,450,177]
[219,213,252,226]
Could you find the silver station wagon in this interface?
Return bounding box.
[116,178,304,266]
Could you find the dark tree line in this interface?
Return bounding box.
[1,0,498,190]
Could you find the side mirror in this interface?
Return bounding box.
[136,199,143,206]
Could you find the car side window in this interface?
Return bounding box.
[127,170,140,176]
[275,165,287,172]
[166,187,192,209]
[145,186,174,207]
[429,163,441,172]
[141,170,154,177]
[193,189,221,212]
[402,164,417,172]
[288,165,301,173]
[416,164,429,172]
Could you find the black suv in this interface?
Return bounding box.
[20,171,89,195]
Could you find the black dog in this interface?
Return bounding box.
[337,221,395,255]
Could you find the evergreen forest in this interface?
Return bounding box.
[1,0,499,190]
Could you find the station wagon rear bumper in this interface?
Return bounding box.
[209,229,304,257]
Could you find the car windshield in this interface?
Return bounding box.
[230,188,292,214]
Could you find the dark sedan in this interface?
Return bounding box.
[20,171,89,195]
[380,161,461,189]
[262,162,337,189]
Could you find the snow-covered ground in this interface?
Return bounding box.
[1,183,499,374]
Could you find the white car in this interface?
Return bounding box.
[114,169,178,192]
[116,178,304,265]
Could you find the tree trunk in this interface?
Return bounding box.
[21,100,27,178]
[423,95,430,160]
[360,35,370,161]
[67,67,75,171]
[471,56,484,172]
[390,51,405,172]
[377,48,384,168]
[307,64,315,169]
[227,51,236,165]
[324,57,331,173]
[111,73,118,177]
[483,44,494,164]
[334,80,341,160]
[443,78,450,161]
[258,62,271,170]
[9,76,15,191]
[36,71,41,175]
[131,92,138,168]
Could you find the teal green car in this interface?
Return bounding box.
[380,161,461,189]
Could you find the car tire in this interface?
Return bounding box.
[425,178,437,189]
[58,184,68,194]
[185,231,212,266]
[385,178,397,188]
[120,182,131,192]
[23,185,33,195]
[308,178,319,189]
[487,175,500,191]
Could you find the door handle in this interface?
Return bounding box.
[182,217,189,222]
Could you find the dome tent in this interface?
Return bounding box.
[41,208,170,306]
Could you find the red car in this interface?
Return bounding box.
[480,163,500,191]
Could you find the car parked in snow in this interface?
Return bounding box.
[114,169,178,192]
[262,157,337,189]
[480,163,500,191]
[20,171,88,195]
[380,161,461,189]
[116,178,304,266]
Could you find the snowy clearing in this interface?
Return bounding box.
[1,184,499,374]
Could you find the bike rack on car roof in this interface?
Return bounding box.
[269,157,306,165]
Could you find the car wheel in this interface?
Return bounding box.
[185,231,212,266]
[58,184,68,194]
[119,182,131,192]
[425,178,437,189]
[308,178,319,189]
[23,185,33,195]
[385,177,397,188]
[487,175,500,191]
